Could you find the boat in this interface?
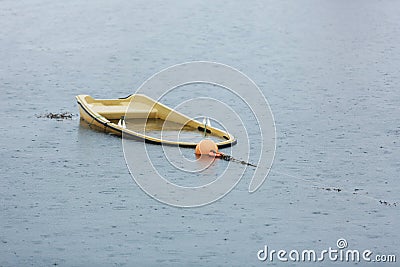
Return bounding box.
[76,94,237,148]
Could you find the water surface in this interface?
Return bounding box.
[1,0,399,266]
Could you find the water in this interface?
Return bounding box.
[1,0,399,266]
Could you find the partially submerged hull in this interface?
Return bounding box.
[76,94,237,148]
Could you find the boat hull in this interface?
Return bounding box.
[76,94,237,148]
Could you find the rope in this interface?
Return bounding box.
[272,170,398,207]
[209,151,397,207]
[210,150,257,167]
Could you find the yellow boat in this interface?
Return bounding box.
[76,94,237,148]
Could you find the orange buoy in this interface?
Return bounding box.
[195,139,218,155]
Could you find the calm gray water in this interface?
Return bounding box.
[1,0,399,266]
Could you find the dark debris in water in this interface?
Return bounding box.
[319,187,342,192]
[379,200,397,207]
[317,187,398,207]
[36,112,75,120]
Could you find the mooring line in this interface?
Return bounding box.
[210,150,257,167]
[271,170,398,207]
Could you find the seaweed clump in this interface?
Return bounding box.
[36,112,74,120]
